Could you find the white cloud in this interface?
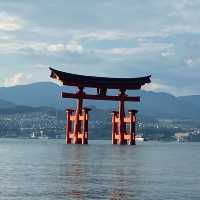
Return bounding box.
[93,42,174,56]
[65,41,83,53]
[162,24,200,35]
[0,12,25,31]
[161,51,175,57]
[76,31,129,41]
[143,82,172,92]
[31,26,169,43]
[0,40,83,55]
[31,41,83,54]
[184,57,200,67]
[142,81,190,96]
[4,73,33,87]
[34,64,49,69]
[47,44,65,52]
[185,58,193,65]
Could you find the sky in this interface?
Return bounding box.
[0,0,200,96]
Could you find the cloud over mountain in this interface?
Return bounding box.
[0,0,200,95]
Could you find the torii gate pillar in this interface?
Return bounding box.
[112,89,138,145]
[66,87,91,144]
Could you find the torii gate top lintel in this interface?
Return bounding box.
[50,67,151,90]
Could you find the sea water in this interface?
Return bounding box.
[0,139,200,200]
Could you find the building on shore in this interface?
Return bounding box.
[175,132,189,142]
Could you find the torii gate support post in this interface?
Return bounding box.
[112,90,138,145]
[65,87,91,144]
[82,108,90,144]
[119,89,126,145]
[112,111,118,144]
[129,110,138,145]
[66,109,74,144]
[73,87,83,144]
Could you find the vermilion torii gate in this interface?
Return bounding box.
[50,68,151,145]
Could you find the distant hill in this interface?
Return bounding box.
[0,99,15,109]
[178,95,200,109]
[134,91,200,119]
[0,82,200,119]
[0,82,65,108]
[0,105,55,115]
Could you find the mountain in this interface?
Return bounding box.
[0,82,65,108]
[0,105,53,115]
[0,82,200,119]
[134,91,200,119]
[178,95,200,109]
[0,99,16,109]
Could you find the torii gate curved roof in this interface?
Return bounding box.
[50,67,151,90]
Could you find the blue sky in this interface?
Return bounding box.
[0,0,200,96]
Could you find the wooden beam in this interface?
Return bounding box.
[62,92,140,102]
[50,68,151,90]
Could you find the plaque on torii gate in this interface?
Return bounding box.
[49,67,151,145]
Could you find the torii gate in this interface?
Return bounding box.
[50,68,151,145]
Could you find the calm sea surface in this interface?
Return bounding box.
[0,139,200,200]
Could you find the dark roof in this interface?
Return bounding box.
[50,67,151,90]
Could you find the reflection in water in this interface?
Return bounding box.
[63,146,85,200]
[62,144,139,200]
[109,147,137,200]
[110,169,126,200]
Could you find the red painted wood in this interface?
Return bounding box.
[73,88,83,144]
[62,92,140,102]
